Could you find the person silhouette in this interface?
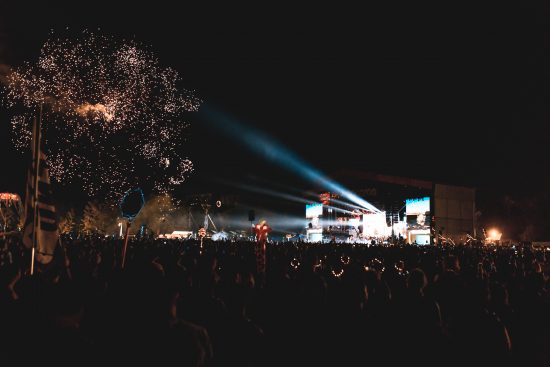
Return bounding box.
[253,220,271,277]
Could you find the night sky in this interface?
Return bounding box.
[0,3,548,237]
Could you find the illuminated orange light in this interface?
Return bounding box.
[0,193,20,201]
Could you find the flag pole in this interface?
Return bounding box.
[30,105,42,275]
[121,220,131,269]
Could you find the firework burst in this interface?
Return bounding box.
[3,30,200,201]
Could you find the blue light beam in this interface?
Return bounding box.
[200,105,381,213]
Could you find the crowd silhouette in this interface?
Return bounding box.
[1,236,549,366]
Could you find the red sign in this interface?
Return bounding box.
[198,228,206,237]
[320,192,331,205]
[254,222,272,241]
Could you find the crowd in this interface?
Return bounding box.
[1,236,550,366]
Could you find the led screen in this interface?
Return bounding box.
[405,197,430,215]
[306,203,323,218]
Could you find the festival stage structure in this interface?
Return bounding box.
[304,171,476,245]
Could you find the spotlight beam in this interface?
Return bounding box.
[201,106,381,213]
[223,180,355,215]
[244,178,370,213]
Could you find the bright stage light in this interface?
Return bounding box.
[201,105,381,213]
[487,228,502,241]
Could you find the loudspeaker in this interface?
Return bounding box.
[248,210,255,222]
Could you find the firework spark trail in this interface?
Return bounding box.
[2,31,200,201]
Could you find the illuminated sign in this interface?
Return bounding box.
[319,192,339,205]
[306,203,323,218]
[198,228,206,237]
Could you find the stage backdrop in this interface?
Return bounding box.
[434,184,476,243]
